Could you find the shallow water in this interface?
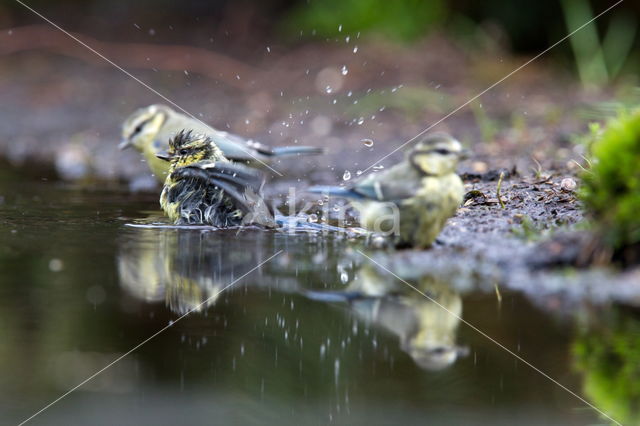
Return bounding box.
[0,169,631,425]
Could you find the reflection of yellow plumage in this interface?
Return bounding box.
[308,133,466,248]
[120,104,323,181]
[355,265,465,371]
[117,230,168,304]
[306,260,467,371]
[117,228,266,314]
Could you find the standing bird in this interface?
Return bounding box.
[121,104,324,181]
[158,130,275,228]
[308,133,467,248]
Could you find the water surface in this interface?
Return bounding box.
[0,169,625,425]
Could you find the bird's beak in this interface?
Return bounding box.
[118,138,131,150]
[156,151,171,162]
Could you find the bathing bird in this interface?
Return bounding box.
[307,133,466,248]
[121,104,324,181]
[158,130,275,228]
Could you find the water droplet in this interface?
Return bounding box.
[356,170,363,176]
[340,271,349,283]
[345,36,350,43]
[357,117,364,125]
[343,170,351,181]
[325,85,333,94]
[353,46,358,53]
[333,205,340,212]
[338,24,343,32]
[341,65,348,75]
[183,70,189,76]
[308,213,318,223]
[49,258,63,272]
[373,164,385,171]
[361,138,373,147]
[266,46,271,52]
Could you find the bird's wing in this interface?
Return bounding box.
[355,179,421,201]
[172,161,266,213]
[308,164,421,201]
[162,110,321,161]
[352,163,422,201]
[211,133,323,160]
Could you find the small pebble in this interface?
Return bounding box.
[560,178,577,192]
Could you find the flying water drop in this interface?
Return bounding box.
[342,170,351,181]
[361,138,373,147]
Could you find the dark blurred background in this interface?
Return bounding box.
[3,0,639,52]
[0,0,638,185]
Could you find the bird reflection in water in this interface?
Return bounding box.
[117,229,467,370]
[306,260,469,371]
[118,228,271,314]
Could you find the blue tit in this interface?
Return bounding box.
[121,104,323,181]
[308,133,467,248]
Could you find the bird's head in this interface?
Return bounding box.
[158,130,225,169]
[408,133,468,176]
[120,104,169,151]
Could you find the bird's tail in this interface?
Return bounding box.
[306,186,365,199]
[270,146,324,157]
[303,290,363,303]
[274,214,359,233]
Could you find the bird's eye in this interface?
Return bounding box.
[179,149,189,155]
[434,149,450,155]
[431,347,447,355]
[132,118,151,136]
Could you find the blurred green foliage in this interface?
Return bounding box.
[573,307,640,425]
[562,0,637,87]
[283,0,447,42]
[580,108,640,257]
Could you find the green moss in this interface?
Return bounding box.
[580,108,640,251]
